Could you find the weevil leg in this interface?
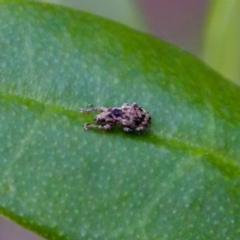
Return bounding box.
[84,123,94,130]
[102,124,113,130]
[135,126,145,131]
[84,123,112,131]
[123,127,133,132]
[80,106,108,113]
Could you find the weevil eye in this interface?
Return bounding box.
[94,117,105,122]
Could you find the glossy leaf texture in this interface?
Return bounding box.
[0,1,240,240]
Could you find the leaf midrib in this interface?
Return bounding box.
[1,92,239,179]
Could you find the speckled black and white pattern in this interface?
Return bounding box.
[80,103,151,132]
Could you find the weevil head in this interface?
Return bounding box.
[94,113,107,123]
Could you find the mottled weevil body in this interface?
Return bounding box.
[80,103,151,132]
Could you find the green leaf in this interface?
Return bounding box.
[1,1,240,240]
[37,0,146,32]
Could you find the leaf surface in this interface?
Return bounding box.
[0,1,240,239]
